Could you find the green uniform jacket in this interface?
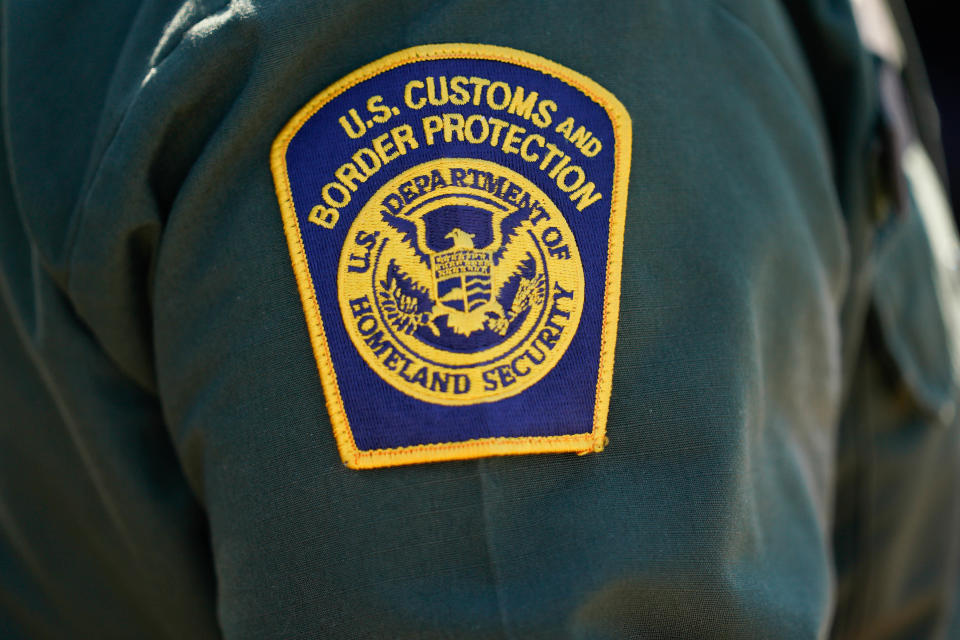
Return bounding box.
[1,1,958,638]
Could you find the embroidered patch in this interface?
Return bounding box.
[271,44,631,469]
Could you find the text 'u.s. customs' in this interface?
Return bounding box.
[309,72,608,231]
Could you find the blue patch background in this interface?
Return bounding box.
[285,55,617,450]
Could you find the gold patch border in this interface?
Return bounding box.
[270,43,632,469]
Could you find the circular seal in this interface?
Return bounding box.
[338,158,585,405]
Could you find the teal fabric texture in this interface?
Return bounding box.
[1,1,958,638]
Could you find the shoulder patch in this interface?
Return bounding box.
[270,44,631,469]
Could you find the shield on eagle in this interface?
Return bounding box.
[432,230,493,312]
[421,204,498,314]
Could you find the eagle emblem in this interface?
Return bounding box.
[377,197,546,350]
[336,159,585,406]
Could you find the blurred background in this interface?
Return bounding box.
[906,1,958,217]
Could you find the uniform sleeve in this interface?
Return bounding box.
[18,1,960,638]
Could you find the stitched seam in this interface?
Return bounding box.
[356,434,594,458]
[478,460,513,640]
